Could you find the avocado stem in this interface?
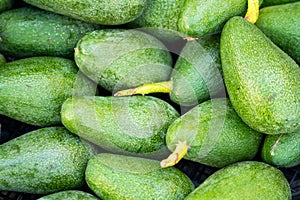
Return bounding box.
[160,140,190,168]
[244,0,259,24]
[114,81,173,96]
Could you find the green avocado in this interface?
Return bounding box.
[261,130,300,168]
[0,0,14,13]
[165,98,263,168]
[85,153,194,200]
[185,161,292,200]
[23,0,147,25]
[255,2,300,64]
[61,96,179,158]
[261,0,299,7]
[220,16,300,134]
[170,34,225,106]
[0,53,6,65]
[0,6,100,58]
[177,0,262,38]
[0,56,96,126]
[74,29,172,93]
[38,190,99,200]
[0,127,96,194]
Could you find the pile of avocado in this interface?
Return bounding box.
[0,0,299,199]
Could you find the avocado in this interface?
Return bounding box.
[85,153,194,200]
[0,53,6,65]
[255,2,300,64]
[61,95,179,158]
[38,190,99,200]
[0,56,96,126]
[185,161,292,200]
[170,34,225,106]
[261,0,299,7]
[0,127,96,194]
[23,0,147,25]
[164,98,263,168]
[0,0,14,12]
[74,29,172,93]
[220,16,300,134]
[0,6,100,58]
[261,130,300,168]
[114,34,225,107]
[177,0,262,38]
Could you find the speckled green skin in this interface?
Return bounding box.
[256,2,300,64]
[0,56,95,126]
[38,190,99,200]
[23,0,147,25]
[0,127,96,194]
[75,29,172,92]
[166,98,263,168]
[261,0,299,7]
[85,153,194,200]
[0,0,14,13]
[0,7,100,58]
[221,16,300,135]
[0,53,6,66]
[177,0,246,38]
[170,34,225,106]
[61,96,179,158]
[185,161,292,200]
[261,130,300,168]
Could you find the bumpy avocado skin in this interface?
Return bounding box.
[85,153,194,200]
[0,0,14,13]
[0,56,95,126]
[23,0,147,25]
[166,98,263,168]
[75,29,172,92]
[0,53,6,66]
[61,96,179,158]
[0,7,100,58]
[170,34,225,106]
[185,161,292,200]
[220,16,300,134]
[0,127,96,194]
[38,190,99,200]
[261,0,299,7]
[261,130,300,168]
[256,2,300,64]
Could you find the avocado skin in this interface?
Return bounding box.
[185,161,292,200]
[261,130,300,168]
[0,56,95,126]
[61,96,179,158]
[255,2,300,64]
[23,0,147,25]
[170,34,225,106]
[166,98,263,168]
[177,0,247,38]
[38,190,99,200]
[0,127,96,194]
[0,0,14,12]
[75,29,172,92]
[0,53,6,66]
[220,16,300,134]
[0,7,100,58]
[261,0,299,7]
[85,153,194,200]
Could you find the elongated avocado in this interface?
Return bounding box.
[75,29,172,93]
[0,6,100,58]
[185,161,292,200]
[23,0,147,25]
[85,153,194,200]
[0,127,96,194]
[38,190,99,200]
[162,98,263,168]
[255,2,300,63]
[220,16,300,134]
[61,96,179,158]
[0,56,96,126]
